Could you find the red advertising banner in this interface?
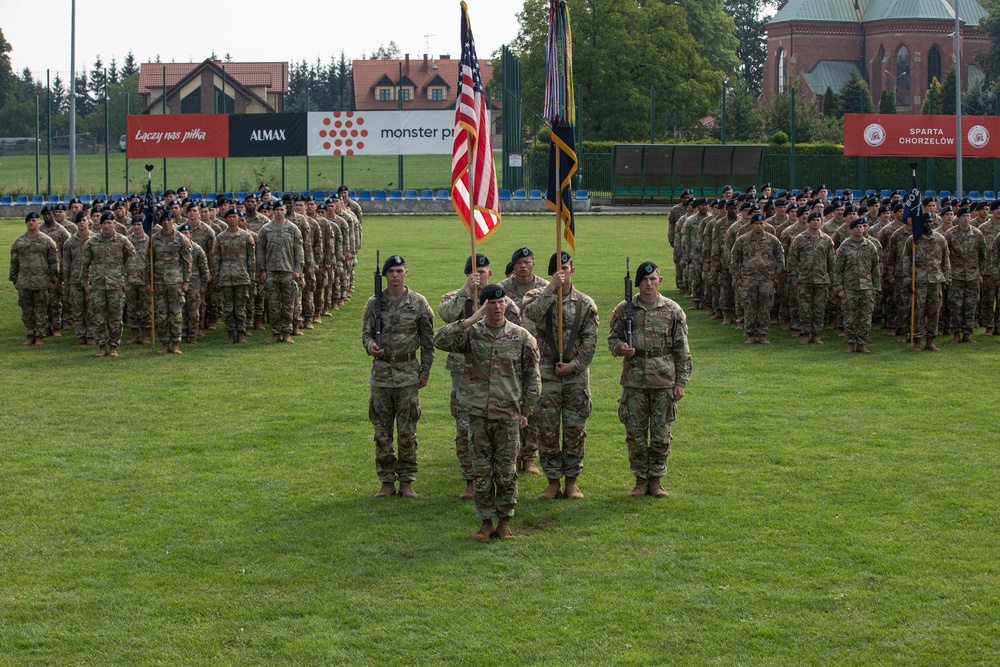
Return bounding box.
[126,114,229,158]
[844,114,1000,158]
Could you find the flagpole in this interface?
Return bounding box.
[908,164,918,347]
[555,133,564,359]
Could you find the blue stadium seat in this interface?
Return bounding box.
[15,195,29,205]
[791,189,802,196]
[528,189,543,200]
[404,190,418,201]
[309,190,322,200]
[31,195,44,205]
[420,190,434,200]
[939,190,951,198]
[348,190,356,199]
[95,194,107,204]
[865,190,877,197]
[969,191,981,201]
[1,195,13,206]
[574,190,589,200]
[111,193,124,202]
[924,190,936,198]
[852,190,863,200]
[499,189,511,201]
[513,190,527,200]
[373,190,388,201]
[436,189,450,200]
[206,192,217,201]
[879,190,891,199]
[48,194,61,204]
[985,191,996,201]
[389,190,403,201]
[835,189,846,197]
[358,190,372,201]
[80,194,93,205]
[224,192,234,199]
[189,192,203,201]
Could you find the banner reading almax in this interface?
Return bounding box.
[844,113,1000,158]
[307,110,455,156]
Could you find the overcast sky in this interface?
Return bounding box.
[4,0,522,79]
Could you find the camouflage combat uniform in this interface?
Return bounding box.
[125,231,152,337]
[977,219,1000,332]
[434,317,540,521]
[213,228,255,333]
[39,221,70,332]
[184,241,211,341]
[63,228,94,341]
[787,230,835,337]
[833,236,881,346]
[362,287,435,484]
[904,230,951,342]
[945,224,986,335]
[608,293,692,480]
[730,230,784,339]
[257,220,304,335]
[9,231,60,340]
[82,231,136,349]
[149,228,193,344]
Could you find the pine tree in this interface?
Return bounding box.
[878,90,896,113]
[107,57,119,84]
[88,56,106,101]
[822,87,838,116]
[838,70,873,115]
[74,73,94,116]
[50,73,67,113]
[941,66,958,114]
[0,27,16,110]
[921,77,944,114]
[119,51,138,78]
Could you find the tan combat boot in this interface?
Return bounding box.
[253,316,264,330]
[375,482,396,498]
[108,346,119,358]
[495,517,514,540]
[157,344,170,354]
[648,477,670,498]
[49,328,61,337]
[538,478,561,499]
[471,519,494,542]
[282,332,295,344]
[564,477,584,499]
[141,328,152,344]
[811,335,824,345]
[33,337,44,346]
[236,332,247,344]
[924,337,939,351]
[268,334,282,344]
[523,460,541,475]
[952,333,961,344]
[397,481,418,498]
[800,335,810,345]
[628,477,649,497]
[962,333,976,343]
[302,321,314,330]
[226,331,236,344]
[857,345,871,354]
[845,343,856,353]
[170,342,183,354]
[95,345,108,358]
[459,480,475,500]
[75,337,87,346]
[985,327,995,336]
[126,329,141,344]
[23,336,35,347]
[86,337,96,345]
[758,337,771,345]
[292,324,304,336]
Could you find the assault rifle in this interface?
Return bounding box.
[374,250,383,348]
[625,257,633,348]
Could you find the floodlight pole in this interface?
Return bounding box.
[68,0,77,196]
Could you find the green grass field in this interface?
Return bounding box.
[0,154,509,198]
[1,214,998,666]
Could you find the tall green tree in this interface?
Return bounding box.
[963,81,996,115]
[822,87,838,117]
[921,76,944,114]
[878,90,896,113]
[838,70,873,115]
[668,0,740,76]
[716,77,765,141]
[976,0,1000,87]
[512,0,724,142]
[941,66,958,114]
[723,0,778,94]
[0,28,17,110]
[119,51,138,79]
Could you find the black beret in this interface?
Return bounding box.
[824,204,837,216]
[75,211,89,223]
[224,208,239,217]
[892,202,904,212]
[750,213,765,224]
[100,212,115,222]
[178,223,191,232]
[694,197,707,206]
[547,251,571,276]
[797,206,810,217]
[382,254,405,274]
[858,206,869,216]
[722,184,733,192]
[844,204,857,214]
[849,218,863,229]
[808,212,823,222]
[961,197,972,206]
[259,203,271,211]
[177,186,188,193]
[975,201,989,210]
[131,215,144,224]
[879,205,891,215]
[258,182,269,189]
[939,206,953,214]
[161,211,175,220]
[739,202,751,211]
[129,202,143,211]
[272,199,286,208]
[750,203,761,212]
[54,203,67,211]
[479,283,505,304]
[922,212,935,222]
[504,261,514,276]
[329,192,342,201]
[338,185,349,193]
[69,197,82,205]
[25,211,40,221]
[957,207,971,217]
[633,261,658,287]
[185,201,199,211]
[990,200,1000,210]
[762,182,771,189]
[112,200,125,209]
[511,247,533,264]
[164,189,176,196]
[465,253,489,275]
[818,183,828,190]
[317,202,327,211]
[680,189,692,197]
[774,198,788,207]
[921,196,935,206]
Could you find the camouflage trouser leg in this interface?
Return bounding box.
[47,281,62,332]
[61,279,73,327]
[90,288,125,347]
[469,415,520,520]
[369,384,421,483]
[673,248,685,291]
[688,260,703,305]
[939,284,952,332]
[314,267,326,314]
[518,419,539,466]
[536,379,592,480]
[704,267,719,311]
[324,265,335,310]
[293,276,303,324]
[334,264,345,301]
[69,283,92,339]
[126,283,151,331]
[221,285,249,332]
[618,387,674,480]
[844,289,874,345]
[154,283,185,343]
[797,283,827,336]
[265,272,296,334]
[203,283,219,326]
[894,278,912,337]
[913,283,942,340]
[245,284,255,325]
[450,372,472,481]
[979,276,998,330]
[254,280,266,322]
[349,257,358,291]
[949,279,980,335]
[742,280,774,337]
[19,288,49,338]
[734,278,745,323]
[882,282,895,328]
[721,269,735,316]
[184,289,203,339]
[302,268,316,319]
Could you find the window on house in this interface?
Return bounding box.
[379,88,391,102]
[214,87,234,113]
[181,89,201,114]
[777,50,787,94]
[432,88,443,101]
[400,88,411,102]
[927,45,942,87]
[895,45,911,106]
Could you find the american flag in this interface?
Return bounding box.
[451,1,501,241]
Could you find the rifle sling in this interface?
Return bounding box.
[544,291,584,364]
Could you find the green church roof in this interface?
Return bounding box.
[801,61,865,96]
[770,0,985,26]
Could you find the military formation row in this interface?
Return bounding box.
[360,248,692,541]
[8,188,364,354]
[669,190,1000,352]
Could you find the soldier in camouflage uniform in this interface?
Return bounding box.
[245,197,270,330]
[978,201,1000,335]
[186,206,217,332]
[256,200,304,343]
[82,212,136,357]
[339,185,363,293]
[833,219,881,353]
[730,214,784,344]
[787,212,835,344]
[292,196,321,329]
[886,218,914,341]
[779,206,810,335]
[10,212,60,346]
[434,283,540,541]
[214,209,256,343]
[288,195,314,334]
[682,198,710,308]
[668,189,692,292]
[521,252,598,500]
[63,215,95,345]
[148,211,193,355]
[499,247,549,475]
[439,254,522,499]
[608,262,691,498]
[362,254,435,499]
[945,207,986,343]
[39,207,71,336]
[179,224,211,344]
[308,198,333,321]
[904,214,951,351]
[125,217,152,345]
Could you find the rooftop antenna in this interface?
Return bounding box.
[423,34,436,57]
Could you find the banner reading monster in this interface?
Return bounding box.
[126,114,229,159]
[306,110,455,156]
[844,113,1000,158]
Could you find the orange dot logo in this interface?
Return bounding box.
[323,117,331,126]
[361,129,368,137]
[357,142,365,150]
[323,142,331,150]
[319,130,327,138]
[356,117,365,126]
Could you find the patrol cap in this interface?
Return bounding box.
[465,253,490,275]
[547,251,571,275]
[750,213,765,224]
[633,261,659,287]
[382,254,405,275]
[511,247,533,264]
[849,218,863,229]
[478,283,505,304]
[100,212,115,222]
[178,223,191,232]
[25,211,40,222]
[224,208,239,218]
[957,206,971,217]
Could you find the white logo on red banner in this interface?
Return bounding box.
[863,123,886,147]
[968,125,990,149]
